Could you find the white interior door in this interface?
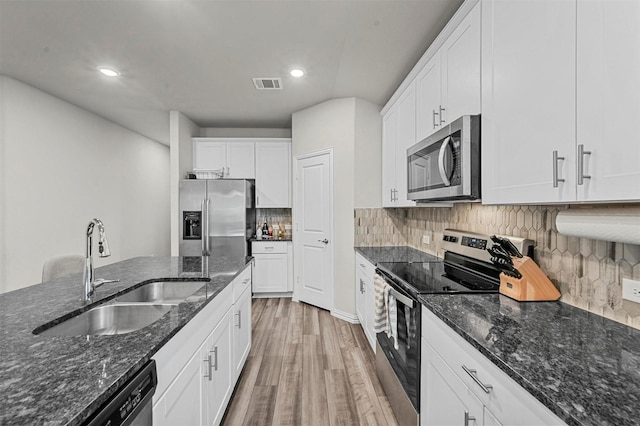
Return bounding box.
[295,151,333,311]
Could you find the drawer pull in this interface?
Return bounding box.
[265,246,274,250]
[236,310,242,329]
[203,354,212,381]
[212,347,219,371]
[464,411,476,426]
[462,365,493,393]
[359,263,366,268]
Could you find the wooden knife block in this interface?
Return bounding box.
[499,256,561,302]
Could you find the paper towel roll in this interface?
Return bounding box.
[556,207,640,245]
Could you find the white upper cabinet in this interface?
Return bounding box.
[255,140,291,208]
[416,54,442,141]
[482,0,640,205]
[416,2,481,141]
[192,138,255,179]
[576,0,640,202]
[481,0,577,204]
[382,82,417,207]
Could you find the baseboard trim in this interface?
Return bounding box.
[252,292,293,299]
[331,309,359,324]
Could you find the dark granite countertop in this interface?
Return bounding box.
[0,255,252,425]
[355,245,640,426]
[418,294,640,426]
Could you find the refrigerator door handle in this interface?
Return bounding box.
[204,198,211,255]
[201,199,206,256]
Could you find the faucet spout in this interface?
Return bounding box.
[83,218,112,302]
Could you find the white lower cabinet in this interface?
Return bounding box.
[252,241,292,295]
[202,311,233,426]
[152,265,252,426]
[420,306,565,426]
[232,283,252,381]
[355,252,376,351]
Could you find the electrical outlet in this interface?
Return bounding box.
[622,278,640,303]
[422,234,431,245]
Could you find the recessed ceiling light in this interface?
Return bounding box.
[290,68,304,78]
[98,67,120,77]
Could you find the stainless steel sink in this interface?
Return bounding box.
[38,303,175,336]
[116,281,205,303]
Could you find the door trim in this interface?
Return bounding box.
[292,148,334,311]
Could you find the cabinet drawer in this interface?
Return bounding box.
[232,265,252,302]
[421,306,565,425]
[252,241,287,254]
[355,252,376,279]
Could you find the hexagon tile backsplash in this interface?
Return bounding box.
[354,204,640,329]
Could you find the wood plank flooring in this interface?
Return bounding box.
[222,298,398,426]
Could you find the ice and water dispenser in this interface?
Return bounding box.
[183,211,202,240]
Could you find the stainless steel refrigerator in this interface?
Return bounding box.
[179,179,255,258]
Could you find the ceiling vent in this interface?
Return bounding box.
[252,78,282,90]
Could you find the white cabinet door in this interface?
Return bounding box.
[481,0,576,204]
[421,339,483,426]
[232,286,252,381]
[203,310,233,426]
[364,277,375,351]
[416,54,442,141]
[252,253,288,293]
[441,2,481,127]
[576,0,640,202]
[193,140,226,172]
[153,348,204,426]
[255,140,291,207]
[226,142,255,179]
[382,107,398,207]
[381,83,417,208]
[395,82,418,207]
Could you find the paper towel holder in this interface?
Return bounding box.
[556,207,640,245]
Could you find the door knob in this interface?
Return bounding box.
[318,239,329,244]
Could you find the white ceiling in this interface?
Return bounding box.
[0,0,463,145]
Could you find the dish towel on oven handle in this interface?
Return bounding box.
[373,273,388,333]
[373,273,399,349]
[388,292,398,350]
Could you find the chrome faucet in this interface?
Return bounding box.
[83,218,117,302]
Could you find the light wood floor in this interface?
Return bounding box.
[222,298,398,426]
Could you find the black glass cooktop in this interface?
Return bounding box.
[376,252,500,296]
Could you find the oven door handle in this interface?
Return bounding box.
[438,136,452,187]
[389,286,414,308]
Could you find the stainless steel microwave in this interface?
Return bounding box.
[407,115,480,202]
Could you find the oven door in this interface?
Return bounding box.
[375,274,421,412]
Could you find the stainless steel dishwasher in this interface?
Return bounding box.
[84,360,157,426]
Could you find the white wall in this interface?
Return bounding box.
[170,111,201,255]
[200,127,291,138]
[0,76,170,293]
[292,97,381,316]
[354,98,382,208]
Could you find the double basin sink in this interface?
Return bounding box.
[36,281,207,337]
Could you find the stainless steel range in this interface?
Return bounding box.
[374,229,533,425]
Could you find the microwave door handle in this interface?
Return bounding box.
[438,136,452,186]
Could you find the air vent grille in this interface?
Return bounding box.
[252,78,282,90]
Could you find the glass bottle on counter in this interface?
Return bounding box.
[262,218,269,237]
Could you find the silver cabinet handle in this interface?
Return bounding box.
[359,278,364,294]
[439,105,446,125]
[256,195,260,206]
[577,144,591,185]
[236,310,242,329]
[359,263,366,268]
[393,189,398,202]
[462,365,493,393]
[203,353,212,381]
[225,166,230,177]
[552,150,565,188]
[464,411,476,426]
[212,347,218,371]
[265,246,274,250]
[432,109,439,129]
[318,239,329,244]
